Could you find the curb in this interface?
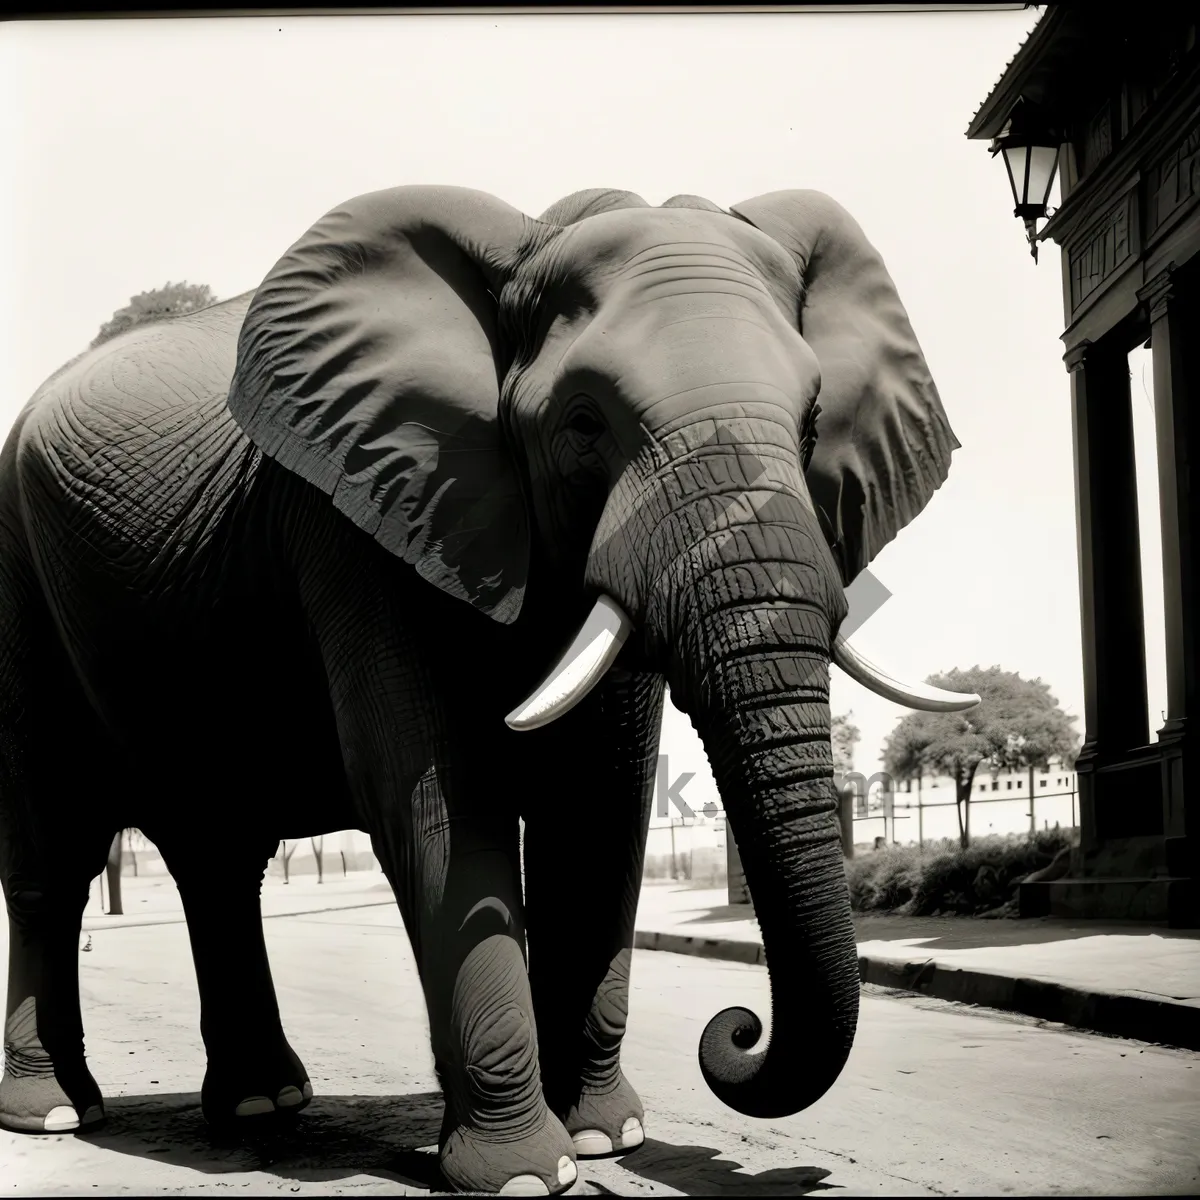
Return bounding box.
[634,928,765,965]
[633,929,1200,1052]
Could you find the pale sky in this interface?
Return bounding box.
[0,11,1171,820]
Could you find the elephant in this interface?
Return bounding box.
[0,183,978,1195]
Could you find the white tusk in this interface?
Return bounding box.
[833,636,980,712]
[505,595,634,731]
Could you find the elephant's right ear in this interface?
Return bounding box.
[228,185,534,624]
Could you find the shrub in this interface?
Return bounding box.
[845,842,929,912]
[845,827,1078,916]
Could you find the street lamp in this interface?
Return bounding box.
[990,97,1062,263]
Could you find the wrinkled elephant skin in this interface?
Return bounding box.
[0,184,966,1195]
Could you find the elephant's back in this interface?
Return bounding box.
[14,293,265,600]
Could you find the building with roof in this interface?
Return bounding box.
[968,7,1198,924]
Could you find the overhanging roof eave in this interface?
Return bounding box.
[965,5,1069,140]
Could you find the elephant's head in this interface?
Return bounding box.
[227,183,977,1120]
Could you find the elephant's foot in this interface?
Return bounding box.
[560,1069,645,1158]
[0,1070,105,1134]
[0,999,105,1134]
[439,1104,578,1196]
[201,1038,312,1125]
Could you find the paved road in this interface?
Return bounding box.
[3,896,1198,1196]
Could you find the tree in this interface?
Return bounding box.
[831,711,860,776]
[278,840,298,884]
[91,281,218,349]
[881,666,1078,850]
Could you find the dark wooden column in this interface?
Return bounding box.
[1066,337,1151,850]
[1139,265,1198,871]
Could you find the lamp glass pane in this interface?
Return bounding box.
[1027,144,1060,207]
[1002,145,1028,205]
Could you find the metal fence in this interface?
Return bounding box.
[837,769,1078,847]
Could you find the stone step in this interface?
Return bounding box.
[1020,875,1198,927]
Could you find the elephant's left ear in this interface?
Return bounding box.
[729,189,960,587]
[228,185,534,623]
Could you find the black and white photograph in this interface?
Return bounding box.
[1,3,1198,1195]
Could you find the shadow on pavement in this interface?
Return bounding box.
[77,1095,836,1196]
[678,903,758,926]
[76,1089,446,1189]
[612,1138,834,1196]
[665,896,1200,950]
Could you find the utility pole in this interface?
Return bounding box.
[917,772,924,847]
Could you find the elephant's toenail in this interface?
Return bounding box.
[80,1105,105,1127]
[234,1095,275,1117]
[497,1174,549,1196]
[275,1086,305,1108]
[557,1156,577,1186]
[571,1128,613,1156]
[301,1081,313,1100]
[42,1105,79,1133]
[619,1117,644,1148]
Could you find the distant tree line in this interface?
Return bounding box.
[91,281,218,349]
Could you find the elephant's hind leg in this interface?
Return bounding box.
[152,835,311,1125]
[0,545,112,1134]
[1,891,107,1135]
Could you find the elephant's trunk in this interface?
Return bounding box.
[639,469,860,1119]
[690,656,859,1118]
[544,397,864,1117]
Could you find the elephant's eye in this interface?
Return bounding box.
[565,409,605,439]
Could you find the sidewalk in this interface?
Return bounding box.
[633,881,1200,1051]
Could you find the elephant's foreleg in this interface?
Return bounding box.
[298,538,577,1195]
[522,672,664,1158]
[373,759,577,1197]
[152,834,310,1124]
